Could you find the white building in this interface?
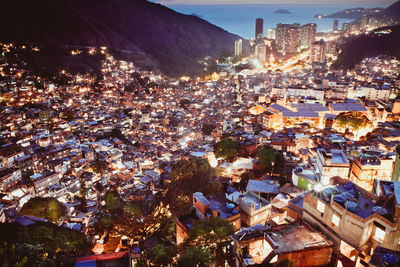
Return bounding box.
[358,86,391,101]
[316,148,350,185]
[234,39,243,57]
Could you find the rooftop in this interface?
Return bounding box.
[246,180,280,194]
[318,148,349,165]
[321,181,397,222]
[266,223,332,254]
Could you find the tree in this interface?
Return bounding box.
[92,157,107,176]
[180,217,235,266]
[111,128,130,145]
[274,151,287,186]
[63,110,75,122]
[0,242,28,267]
[201,123,216,136]
[92,191,170,242]
[179,99,190,109]
[214,138,238,162]
[19,197,66,222]
[0,222,90,263]
[257,145,276,173]
[94,181,104,200]
[335,111,373,132]
[239,171,255,191]
[164,158,222,216]
[104,190,121,213]
[78,176,88,212]
[146,244,176,266]
[176,247,213,267]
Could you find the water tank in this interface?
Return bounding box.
[383,253,400,265]
[334,194,346,203]
[372,206,388,215]
[342,191,355,200]
[347,201,358,213]
[226,203,235,209]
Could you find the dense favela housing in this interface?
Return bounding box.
[1,2,400,267]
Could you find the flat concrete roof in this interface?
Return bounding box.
[247,180,279,194]
[267,223,332,254]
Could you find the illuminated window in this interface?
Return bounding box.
[317,200,325,213]
[332,214,340,227]
[374,227,385,243]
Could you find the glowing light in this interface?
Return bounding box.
[207,153,218,168]
[180,76,191,82]
[313,183,323,192]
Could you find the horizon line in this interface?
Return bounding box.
[154,1,396,7]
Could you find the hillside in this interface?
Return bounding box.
[325,7,384,19]
[351,1,400,25]
[0,0,248,77]
[332,25,400,70]
[373,0,400,21]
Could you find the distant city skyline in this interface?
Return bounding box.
[153,0,397,6]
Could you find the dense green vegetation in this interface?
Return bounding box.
[19,197,66,222]
[104,190,122,212]
[180,217,235,266]
[94,190,170,241]
[176,247,213,267]
[201,123,216,136]
[336,111,373,131]
[257,145,276,171]
[0,222,90,266]
[0,0,248,77]
[0,242,28,267]
[214,138,239,162]
[164,158,222,216]
[333,25,400,70]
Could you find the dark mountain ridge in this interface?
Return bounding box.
[0,0,248,77]
[332,1,400,70]
[325,7,384,19]
[333,25,400,70]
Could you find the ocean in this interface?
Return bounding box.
[164,3,386,39]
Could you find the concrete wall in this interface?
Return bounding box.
[278,246,333,267]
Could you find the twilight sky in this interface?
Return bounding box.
[153,0,396,6]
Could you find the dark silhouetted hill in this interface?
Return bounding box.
[325,7,384,19]
[351,1,400,25]
[0,0,248,77]
[374,0,400,21]
[333,25,400,70]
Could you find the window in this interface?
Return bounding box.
[317,200,325,213]
[374,227,385,243]
[332,214,340,227]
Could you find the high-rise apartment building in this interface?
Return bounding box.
[333,20,339,31]
[300,23,316,49]
[255,44,267,65]
[234,39,242,57]
[310,39,326,64]
[255,18,264,40]
[266,28,276,40]
[360,14,367,32]
[275,23,300,55]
